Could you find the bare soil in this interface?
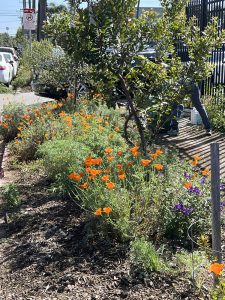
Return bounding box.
[0,158,207,299]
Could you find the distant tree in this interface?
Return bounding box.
[0,33,14,47]
[47,2,68,16]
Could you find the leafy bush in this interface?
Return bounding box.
[37,138,93,181]
[205,97,225,132]
[11,66,32,90]
[130,238,163,272]
[1,183,21,210]
[0,83,11,94]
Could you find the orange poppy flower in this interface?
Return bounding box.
[64,116,72,122]
[104,168,111,174]
[79,172,85,177]
[116,164,123,169]
[84,156,94,167]
[74,112,79,116]
[132,151,141,157]
[141,159,151,167]
[154,164,164,171]
[106,182,115,189]
[105,147,113,154]
[59,111,66,117]
[66,122,72,127]
[117,151,124,156]
[155,149,163,155]
[184,182,192,189]
[118,172,126,180]
[190,160,198,166]
[89,169,102,176]
[92,158,103,165]
[193,155,203,161]
[209,263,224,276]
[102,175,109,182]
[103,207,112,215]
[85,167,92,173]
[68,172,81,181]
[80,182,89,189]
[114,127,120,132]
[202,168,210,176]
[130,146,139,153]
[107,156,114,162]
[3,123,8,128]
[98,118,103,124]
[95,208,102,216]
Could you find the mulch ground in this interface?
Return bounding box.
[0,163,209,300]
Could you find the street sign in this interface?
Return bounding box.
[23,8,37,30]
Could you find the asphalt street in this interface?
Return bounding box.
[0,92,53,113]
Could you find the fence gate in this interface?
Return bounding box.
[178,0,225,100]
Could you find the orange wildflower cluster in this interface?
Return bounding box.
[150,149,163,159]
[209,263,224,276]
[95,207,112,216]
[190,155,203,166]
[202,168,210,176]
[130,146,141,157]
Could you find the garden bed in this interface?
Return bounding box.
[0,166,201,300]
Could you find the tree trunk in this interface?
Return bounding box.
[118,74,147,155]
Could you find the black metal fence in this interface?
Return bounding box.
[178,0,225,99]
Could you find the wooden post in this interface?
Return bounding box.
[211,143,222,265]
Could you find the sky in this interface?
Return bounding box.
[0,0,161,36]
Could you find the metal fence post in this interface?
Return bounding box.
[211,143,222,266]
[201,0,208,31]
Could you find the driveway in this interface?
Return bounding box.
[0,92,53,113]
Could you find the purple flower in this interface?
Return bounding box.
[220,184,225,191]
[220,201,225,208]
[200,177,206,185]
[173,202,193,216]
[183,207,194,216]
[188,186,201,195]
[183,171,192,179]
[174,202,184,210]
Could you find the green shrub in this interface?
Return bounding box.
[130,238,163,272]
[0,83,10,94]
[37,138,93,181]
[11,66,32,90]
[1,183,21,210]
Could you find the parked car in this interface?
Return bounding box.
[2,52,18,77]
[0,53,13,85]
[0,47,19,62]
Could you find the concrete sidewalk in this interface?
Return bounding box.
[0,92,53,113]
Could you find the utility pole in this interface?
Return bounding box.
[37,0,47,41]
